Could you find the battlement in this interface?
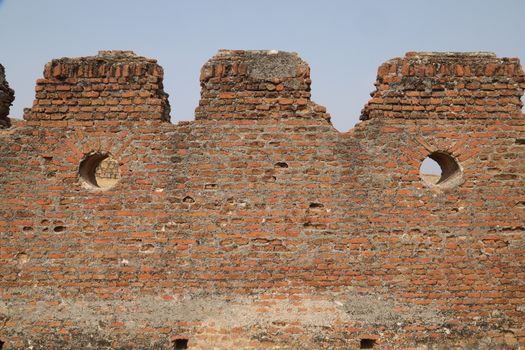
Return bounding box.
[24,50,170,124]
[6,50,525,128]
[196,49,330,120]
[362,51,525,120]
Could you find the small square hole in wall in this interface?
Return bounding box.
[0,340,4,350]
[173,338,188,349]
[360,338,376,349]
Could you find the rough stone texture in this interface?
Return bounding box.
[25,50,170,123]
[362,52,524,120]
[0,64,15,128]
[0,50,524,349]
[195,49,330,121]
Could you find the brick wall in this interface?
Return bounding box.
[0,64,14,128]
[25,50,170,124]
[0,50,524,349]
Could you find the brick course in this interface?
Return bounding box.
[0,50,524,349]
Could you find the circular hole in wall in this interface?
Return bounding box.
[420,151,462,188]
[79,153,120,189]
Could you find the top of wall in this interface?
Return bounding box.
[361,51,525,121]
[195,49,330,121]
[24,50,171,124]
[2,50,525,129]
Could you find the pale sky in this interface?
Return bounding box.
[1,0,524,134]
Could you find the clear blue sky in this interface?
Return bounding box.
[1,0,524,132]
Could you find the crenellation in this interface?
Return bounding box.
[196,50,331,121]
[24,50,170,123]
[362,52,525,121]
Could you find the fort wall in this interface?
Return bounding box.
[0,50,524,349]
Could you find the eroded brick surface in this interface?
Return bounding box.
[0,64,15,128]
[0,50,524,349]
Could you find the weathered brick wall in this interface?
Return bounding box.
[0,64,15,128]
[0,50,524,350]
[362,52,524,120]
[25,50,170,123]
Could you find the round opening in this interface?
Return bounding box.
[420,151,462,188]
[79,153,120,189]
